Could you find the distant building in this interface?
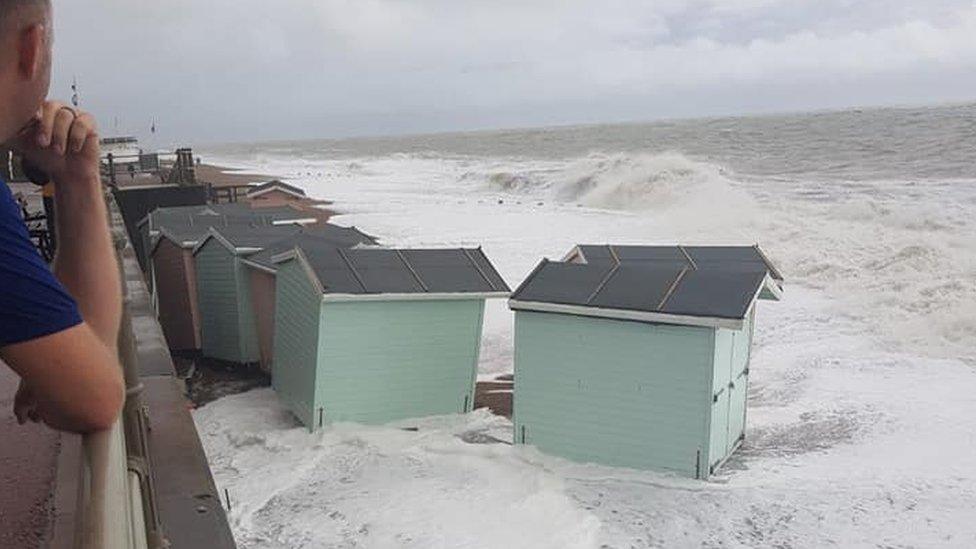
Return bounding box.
[270,244,509,428]
[246,180,310,207]
[509,245,783,479]
[100,136,141,162]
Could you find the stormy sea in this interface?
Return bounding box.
[195,103,976,548]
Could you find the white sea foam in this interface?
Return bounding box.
[197,138,976,547]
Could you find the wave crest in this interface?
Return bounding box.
[484,152,754,216]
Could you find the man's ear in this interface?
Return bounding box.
[17,23,47,81]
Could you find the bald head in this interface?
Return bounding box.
[0,0,52,142]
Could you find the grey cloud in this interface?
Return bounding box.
[49,0,976,144]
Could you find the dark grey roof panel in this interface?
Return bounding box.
[684,246,781,280]
[245,227,375,269]
[465,249,511,292]
[304,224,378,247]
[574,244,783,282]
[302,246,366,293]
[516,244,780,322]
[344,249,424,293]
[612,246,688,263]
[401,249,495,293]
[575,245,614,264]
[211,225,305,249]
[660,269,766,319]
[512,262,614,305]
[293,246,508,297]
[589,265,684,312]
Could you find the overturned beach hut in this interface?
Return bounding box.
[240,228,379,373]
[271,245,510,428]
[509,245,783,479]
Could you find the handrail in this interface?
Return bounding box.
[71,192,155,549]
[75,421,143,549]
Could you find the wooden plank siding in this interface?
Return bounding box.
[513,311,714,477]
[271,260,323,427]
[313,299,485,426]
[152,238,200,351]
[248,269,277,374]
[234,256,260,363]
[195,239,259,363]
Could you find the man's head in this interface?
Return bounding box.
[0,0,52,143]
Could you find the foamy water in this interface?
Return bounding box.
[195,104,976,547]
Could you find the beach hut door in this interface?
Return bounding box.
[709,382,731,470]
[727,332,749,453]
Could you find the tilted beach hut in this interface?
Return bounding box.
[240,228,379,373]
[270,244,510,428]
[192,225,313,363]
[144,206,318,351]
[509,245,783,479]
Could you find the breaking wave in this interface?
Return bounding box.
[485,152,756,215]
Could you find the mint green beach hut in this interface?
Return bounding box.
[270,243,510,429]
[192,224,310,364]
[193,224,376,364]
[509,245,783,479]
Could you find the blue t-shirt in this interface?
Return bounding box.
[0,179,82,346]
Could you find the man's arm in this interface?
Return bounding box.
[3,325,123,431]
[1,101,124,433]
[50,140,121,345]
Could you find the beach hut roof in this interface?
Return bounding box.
[567,244,784,283]
[274,246,510,300]
[511,244,783,330]
[149,214,275,252]
[192,224,312,256]
[247,180,307,199]
[139,203,316,230]
[241,227,380,273]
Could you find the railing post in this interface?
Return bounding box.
[107,153,117,186]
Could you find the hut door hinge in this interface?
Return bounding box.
[463,394,470,413]
[318,407,324,428]
[712,386,726,403]
[520,425,527,444]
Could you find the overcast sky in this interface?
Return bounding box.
[50,0,976,145]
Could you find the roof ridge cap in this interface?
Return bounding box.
[656,267,690,311]
[585,263,620,305]
[395,249,430,292]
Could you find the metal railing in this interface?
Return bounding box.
[74,421,146,549]
[71,193,161,549]
[102,148,196,187]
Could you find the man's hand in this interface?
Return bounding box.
[14,380,40,425]
[11,100,100,185]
